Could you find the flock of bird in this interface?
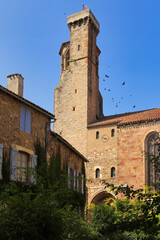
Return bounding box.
[102,69,136,110]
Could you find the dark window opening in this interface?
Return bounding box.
[111,167,115,178]
[73,107,75,111]
[96,131,99,139]
[66,49,70,67]
[111,129,115,137]
[78,45,80,51]
[96,168,100,178]
[75,89,77,94]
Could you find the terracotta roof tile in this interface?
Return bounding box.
[88,108,160,128]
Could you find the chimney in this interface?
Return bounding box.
[7,73,24,97]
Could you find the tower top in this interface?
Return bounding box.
[67,8,100,33]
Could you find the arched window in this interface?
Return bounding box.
[111,167,115,178]
[111,129,115,137]
[145,132,160,187]
[96,168,100,178]
[96,131,99,139]
[65,49,70,68]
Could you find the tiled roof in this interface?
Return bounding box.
[0,85,55,119]
[88,108,160,128]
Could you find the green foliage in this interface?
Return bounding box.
[0,140,98,239]
[0,180,98,240]
[92,183,160,240]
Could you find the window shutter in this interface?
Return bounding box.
[25,109,31,134]
[0,144,3,180]
[81,174,84,194]
[31,155,37,183]
[68,166,71,189]
[74,170,76,190]
[10,147,18,181]
[77,172,79,192]
[20,106,25,131]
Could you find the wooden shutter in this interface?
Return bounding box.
[10,147,18,181]
[0,144,3,180]
[81,174,84,194]
[31,155,37,183]
[25,109,31,134]
[68,166,71,189]
[74,170,76,190]
[77,172,79,192]
[20,106,25,131]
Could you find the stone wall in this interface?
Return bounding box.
[54,13,100,156]
[0,90,85,174]
[118,121,160,189]
[86,124,118,204]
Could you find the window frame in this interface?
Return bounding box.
[20,106,31,134]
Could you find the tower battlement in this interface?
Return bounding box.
[67,9,99,34]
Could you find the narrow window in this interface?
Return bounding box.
[66,49,70,67]
[111,167,115,178]
[73,107,75,111]
[96,131,99,139]
[78,45,80,51]
[17,152,30,183]
[75,89,77,94]
[96,168,100,178]
[111,129,115,137]
[20,106,31,134]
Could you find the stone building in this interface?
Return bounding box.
[54,8,160,206]
[0,73,87,193]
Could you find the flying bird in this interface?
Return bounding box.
[105,74,109,78]
[104,88,106,90]
[116,103,118,108]
[122,82,125,85]
[112,98,114,102]
[133,105,136,108]
[108,89,110,92]
[103,79,105,82]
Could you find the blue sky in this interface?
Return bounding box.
[0,0,160,117]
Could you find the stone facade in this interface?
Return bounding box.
[54,8,160,206]
[0,83,87,185]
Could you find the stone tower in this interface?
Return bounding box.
[54,9,103,156]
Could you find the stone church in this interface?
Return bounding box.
[54,8,160,206]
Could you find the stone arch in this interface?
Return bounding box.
[89,189,116,206]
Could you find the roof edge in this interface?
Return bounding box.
[0,85,54,119]
[52,131,88,162]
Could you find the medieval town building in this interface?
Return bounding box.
[54,8,160,206]
[0,73,87,195]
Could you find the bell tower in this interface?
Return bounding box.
[54,9,103,155]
